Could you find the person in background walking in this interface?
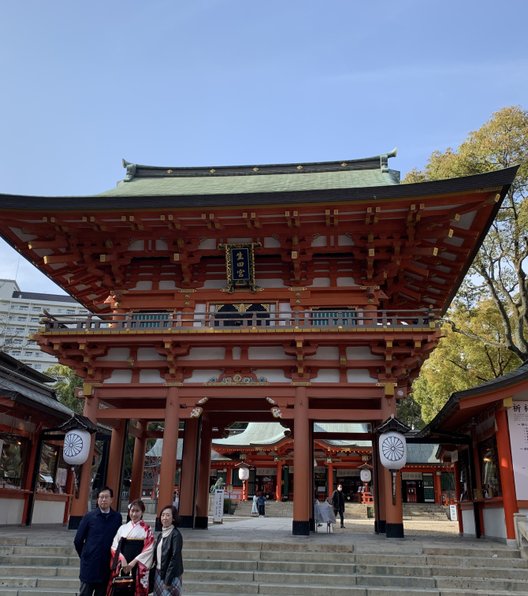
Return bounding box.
[151,505,184,595]
[256,491,266,517]
[74,486,123,596]
[332,483,346,528]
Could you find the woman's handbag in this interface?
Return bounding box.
[111,570,135,595]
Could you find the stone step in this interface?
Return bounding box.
[435,574,528,592]
[2,533,527,596]
[0,565,77,577]
[0,554,79,566]
[425,553,528,568]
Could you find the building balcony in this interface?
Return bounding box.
[40,308,437,334]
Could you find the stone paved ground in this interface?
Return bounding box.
[0,514,485,553]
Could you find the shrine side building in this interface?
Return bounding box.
[0,152,517,536]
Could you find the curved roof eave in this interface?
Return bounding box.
[0,166,518,211]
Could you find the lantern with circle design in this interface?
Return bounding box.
[63,429,92,465]
[379,431,407,504]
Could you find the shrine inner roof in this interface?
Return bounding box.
[99,152,400,197]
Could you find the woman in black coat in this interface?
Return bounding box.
[151,505,184,595]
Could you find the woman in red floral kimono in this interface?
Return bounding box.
[108,499,155,595]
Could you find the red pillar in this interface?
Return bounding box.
[179,417,199,527]
[69,392,99,528]
[384,467,403,537]
[292,385,310,535]
[275,460,283,501]
[129,421,147,502]
[195,417,212,529]
[495,407,518,541]
[434,471,442,504]
[106,421,127,509]
[158,387,180,518]
[327,462,334,498]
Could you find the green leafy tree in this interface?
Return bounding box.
[405,106,528,419]
[45,363,83,414]
[411,301,522,423]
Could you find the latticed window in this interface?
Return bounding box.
[311,309,356,326]
[130,312,170,328]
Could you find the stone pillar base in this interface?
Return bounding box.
[385,522,404,538]
[194,515,208,529]
[292,520,310,535]
[179,514,194,528]
[68,515,82,530]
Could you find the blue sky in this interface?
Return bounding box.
[1,0,527,294]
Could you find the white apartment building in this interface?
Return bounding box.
[0,279,88,371]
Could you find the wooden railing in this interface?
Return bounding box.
[40,309,437,333]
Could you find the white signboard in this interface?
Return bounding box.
[212,489,224,524]
[449,504,458,521]
[508,401,528,500]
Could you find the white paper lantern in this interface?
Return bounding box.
[238,466,250,481]
[63,429,91,465]
[360,468,372,483]
[378,431,407,471]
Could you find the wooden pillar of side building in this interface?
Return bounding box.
[495,405,518,542]
[179,417,200,528]
[434,471,442,504]
[157,387,180,528]
[195,417,212,529]
[292,385,311,535]
[68,392,99,529]
[129,421,147,502]
[106,421,128,511]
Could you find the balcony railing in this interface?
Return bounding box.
[40,309,436,333]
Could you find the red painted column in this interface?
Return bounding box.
[275,460,283,501]
[195,417,212,529]
[21,423,42,524]
[373,439,386,533]
[383,466,403,537]
[69,392,99,527]
[327,462,334,498]
[129,421,147,502]
[292,385,310,535]
[158,387,180,517]
[106,421,127,509]
[434,471,442,504]
[453,462,464,534]
[179,417,199,528]
[495,407,518,541]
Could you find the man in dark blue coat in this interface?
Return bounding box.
[74,486,123,596]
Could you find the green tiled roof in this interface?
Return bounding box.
[99,152,400,197]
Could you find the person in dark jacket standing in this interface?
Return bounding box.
[332,483,346,528]
[74,486,123,596]
[152,505,184,595]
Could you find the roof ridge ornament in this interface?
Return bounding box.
[380,147,397,172]
[122,159,137,181]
